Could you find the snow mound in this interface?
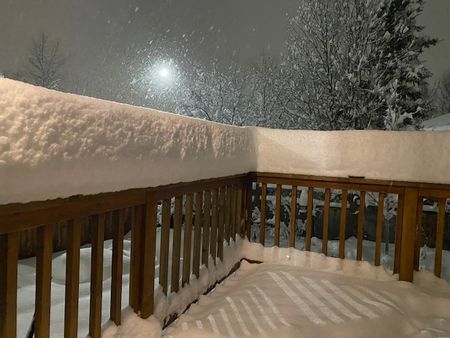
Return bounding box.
[0,79,254,204]
[2,79,450,204]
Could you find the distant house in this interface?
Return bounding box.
[423,113,450,131]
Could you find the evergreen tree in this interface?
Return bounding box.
[370,0,437,130]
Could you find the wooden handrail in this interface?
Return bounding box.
[1,172,449,338]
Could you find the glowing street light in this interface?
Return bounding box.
[159,67,170,78]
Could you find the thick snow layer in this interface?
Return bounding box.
[0,79,254,204]
[16,235,450,337]
[251,127,450,185]
[166,260,450,338]
[2,79,450,204]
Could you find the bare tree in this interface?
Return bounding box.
[26,33,67,89]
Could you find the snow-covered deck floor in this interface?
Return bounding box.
[166,261,450,338]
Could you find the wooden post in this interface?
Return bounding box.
[111,209,125,325]
[356,191,366,261]
[0,232,19,338]
[399,188,419,282]
[193,192,203,278]
[64,218,82,338]
[182,194,193,286]
[375,193,385,266]
[393,193,404,273]
[434,198,446,277]
[140,194,158,318]
[217,188,225,261]
[305,187,314,251]
[130,206,144,312]
[322,189,331,255]
[245,180,253,239]
[89,215,105,338]
[274,184,282,247]
[202,191,212,268]
[35,225,53,338]
[159,199,171,294]
[171,196,183,293]
[210,189,218,264]
[339,190,347,259]
[289,186,297,248]
[260,183,267,245]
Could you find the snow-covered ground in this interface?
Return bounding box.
[166,243,450,338]
[2,79,450,205]
[16,229,243,338]
[16,234,450,338]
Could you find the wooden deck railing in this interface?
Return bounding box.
[1,172,449,338]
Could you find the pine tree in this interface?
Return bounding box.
[370,0,437,130]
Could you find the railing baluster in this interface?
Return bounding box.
[217,187,225,261]
[224,186,231,244]
[231,185,237,242]
[289,186,297,248]
[434,198,446,277]
[182,194,193,286]
[89,214,105,338]
[260,183,267,245]
[394,193,404,273]
[339,190,348,259]
[202,191,212,268]
[236,186,243,241]
[141,194,158,318]
[193,192,203,278]
[0,232,19,338]
[171,196,183,293]
[322,189,331,255]
[64,218,82,338]
[210,189,218,264]
[35,224,53,338]
[274,184,282,247]
[110,209,125,325]
[414,197,423,271]
[375,193,385,266]
[159,199,171,294]
[245,180,253,239]
[399,188,419,282]
[356,191,366,261]
[130,206,144,311]
[305,187,313,251]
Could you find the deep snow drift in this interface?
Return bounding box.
[0,79,254,204]
[1,79,450,204]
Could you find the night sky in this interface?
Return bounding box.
[1,0,449,96]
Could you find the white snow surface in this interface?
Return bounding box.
[251,127,450,185]
[166,259,450,338]
[2,79,450,204]
[16,236,450,338]
[0,79,254,204]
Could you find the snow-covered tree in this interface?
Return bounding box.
[284,0,436,131]
[285,0,380,130]
[26,33,67,89]
[246,55,289,128]
[433,71,450,116]
[370,0,437,130]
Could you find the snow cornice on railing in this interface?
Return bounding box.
[1,78,450,204]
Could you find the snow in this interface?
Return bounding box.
[0,79,254,204]
[16,228,245,338]
[423,113,450,131]
[14,232,450,337]
[165,244,450,338]
[251,127,450,185]
[2,79,450,204]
